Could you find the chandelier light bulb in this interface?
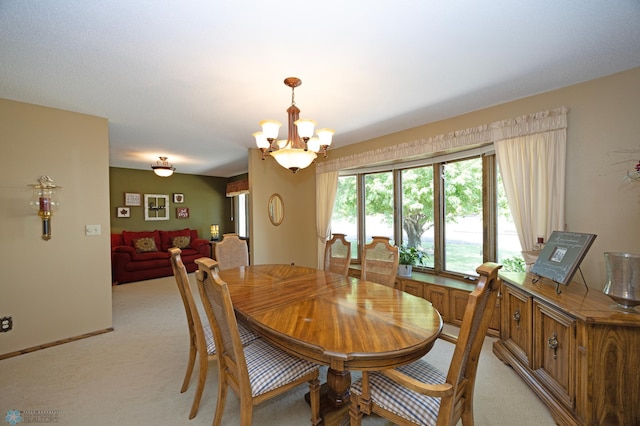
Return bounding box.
[259,120,281,140]
[316,128,335,147]
[252,132,269,149]
[307,137,321,153]
[294,119,317,139]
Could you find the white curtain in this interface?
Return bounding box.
[315,171,339,269]
[493,108,567,261]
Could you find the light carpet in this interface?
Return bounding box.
[0,274,555,425]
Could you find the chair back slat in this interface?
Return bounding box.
[442,262,501,418]
[215,233,249,271]
[324,233,351,276]
[169,248,204,343]
[362,236,399,287]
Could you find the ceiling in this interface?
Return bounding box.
[2,1,639,177]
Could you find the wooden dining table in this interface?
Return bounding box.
[217,264,443,425]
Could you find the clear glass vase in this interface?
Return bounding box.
[603,252,640,310]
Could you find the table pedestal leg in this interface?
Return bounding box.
[306,368,352,426]
[326,368,351,407]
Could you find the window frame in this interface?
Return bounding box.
[334,146,500,279]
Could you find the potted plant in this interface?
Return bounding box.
[398,245,429,277]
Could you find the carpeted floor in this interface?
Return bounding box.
[0,274,555,425]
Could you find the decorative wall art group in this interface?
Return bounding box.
[116,192,190,220]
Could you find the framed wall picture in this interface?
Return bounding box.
[117,207,131,218]
[173,193,185,203]
[125,192,141,206]
[176,207,189,219]
[144,194,169,221]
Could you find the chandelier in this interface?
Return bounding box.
[253,77,334,173]
[151,156,175,177]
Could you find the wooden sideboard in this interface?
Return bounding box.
[493,272,640,426]
[348,268,500,335]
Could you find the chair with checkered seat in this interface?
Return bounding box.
[168,248,259,419]
[195,257,321,426]
[349,262,502,426]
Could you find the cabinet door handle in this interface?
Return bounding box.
[513,309,521,328]
[548,332,559,359]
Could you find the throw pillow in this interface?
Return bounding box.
[172,235,191,249]
[159,228,191,251]
[134,237,159,253]
[123,230,160,247]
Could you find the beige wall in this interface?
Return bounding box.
[321,67,640,290]
[248,149,317,267]
[0,99,112,356]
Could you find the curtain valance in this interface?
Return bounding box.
[226,180,249,197]
[316,107,568,174]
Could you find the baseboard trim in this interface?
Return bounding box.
[0,327,114,360]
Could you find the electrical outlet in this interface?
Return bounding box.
[1,316,12,332]
[85,224,101,236]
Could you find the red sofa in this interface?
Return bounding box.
[111,228,210,284]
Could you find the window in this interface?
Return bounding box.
[364,172,393,244]
[234,193,249,238]
[332,175,358,259]
[442,158,483,275]
[401,166,435,268]
[332,151,521,277]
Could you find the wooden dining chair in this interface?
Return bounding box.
[168,248,259,419]
[324,233,351,276]
[361,236,399,287]
[214,233,249,271]
[349,262,502,426]
[194,257,321,426]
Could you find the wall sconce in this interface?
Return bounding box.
[28,176,61,241]
[210,224,220,241]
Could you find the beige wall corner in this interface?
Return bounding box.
[248,149,317,267]
[0,98,112,356]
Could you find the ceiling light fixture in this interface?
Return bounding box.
[253,77,334,173]
[151,156,175,177]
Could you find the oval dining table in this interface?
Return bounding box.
[217,264,443,425]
